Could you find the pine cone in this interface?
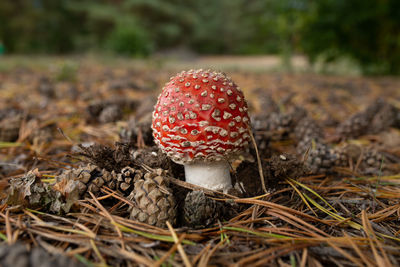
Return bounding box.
[255,91,279,114]
[266,107,308,139]
[337,113,370,138]
[370,103,397,134]
[7,170,78,214]
[86,98,137,123]
[57,164,117,198]
[183,190,221,228]
[129,169,176,228]
[296,136,323,156]
[298,138,338,174]
[99,105,122,123]
[333,144,361,168]
[267,113,294,134]
[252,107,307,150]
[252,112,292,136]
[362,149,385,174]
[336,98,385,139]
[335,145,385,175]
[252,112,294,153]
[116,166,144,195]
[287,106,309,127]
[294,117,323,141]
[77,142,133,173]
[7,170,49,208]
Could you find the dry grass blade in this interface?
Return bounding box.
[109,247,155,266]
[233,198,330,237]
[23,209,96,238]
[166,221,192,267]
[254,244,312,266]
[266,210,326,238]
[26,228,91,245]
[198,241,222,267]
[342,231,376,267]
[238,243,310,266]
[325,240,365,267]
[300,248,308,267]
[233,198,326,222]
[222,226,292,239]
[88,192,126,249]
[26,208,96,238]
[5,210,13,245]
[112,221,196,245]
[361,210,393,267]
[191,243,211,266]
[154,233,186,267]
[90,239,107,266]
[368,204,400,222]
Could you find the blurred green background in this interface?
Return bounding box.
[1,0,400,75]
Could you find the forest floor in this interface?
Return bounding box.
[0,55,400,266]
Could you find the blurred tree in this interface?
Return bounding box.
[106,17,152,56]
[187,0,251,54]
[123,0,195,49]
[0,0,84,53]
[301,0,400,74]
[1,0,399,75]
[0,0,289,55]
[250,0,307,70]
[0,41,4,55]
[68,1,153,55]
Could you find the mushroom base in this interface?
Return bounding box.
[184,161,232,192]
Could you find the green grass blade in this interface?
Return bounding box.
[223,226,291,239]
[113,222,195,245]
[0,142,22,148]
[25,208,46,215]
[74,254,95,267]
[0,232,7,241]
[303,194,362,230]
[286,179,317,217]
[288,178,338,213]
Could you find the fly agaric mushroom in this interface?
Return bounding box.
[151,69,251,192]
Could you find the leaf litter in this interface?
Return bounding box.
[0,61,400,266]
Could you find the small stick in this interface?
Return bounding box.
[166,221,192,267]
[5,210,12,245]
[249,130,268,194]
[57,127,74,144]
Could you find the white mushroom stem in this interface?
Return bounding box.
[184,160,232,192]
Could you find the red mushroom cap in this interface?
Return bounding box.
[152,69,251,164]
